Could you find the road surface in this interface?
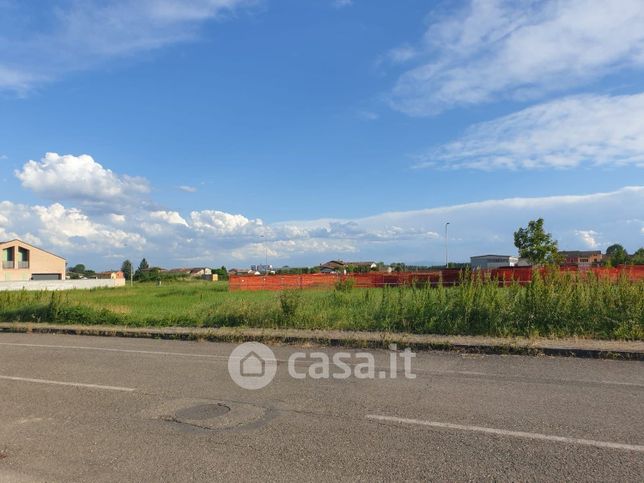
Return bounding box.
[0,332,642,481]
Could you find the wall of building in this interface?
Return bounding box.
[0,278,126,291]
[470,256,519,270]
[0,241,66,281]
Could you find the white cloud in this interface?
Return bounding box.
[179,185,198,193]
[333,0,353,8]
[0,201,146,252]
[150,210,188,226]
[574,230,600,249]
[109,214,127,224]
[2,166,643,267]
[15,153,150,207]
[190,210,265,236]
[389,0,644,115]
[0,0,255,92]
[384,45,418,64]
[415,93,644,170]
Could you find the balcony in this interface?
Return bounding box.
[2,261,14,269]
[18,261,29,269]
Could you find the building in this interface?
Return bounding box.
[96,271,125,280]
[319,260,345,273]
[319,260,379,274]
[470,254,519,270]
[559,250,603,267]
[1,239,66,281]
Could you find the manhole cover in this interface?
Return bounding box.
[175,403,230,421]
[142,398,270,431]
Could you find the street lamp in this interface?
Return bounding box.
[444,222,450,268]
[260,235,268,275]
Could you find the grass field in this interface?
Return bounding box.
[0,272,642,339]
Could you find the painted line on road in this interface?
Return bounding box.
[0,375,136,392]
[366,414,644,453]
[0,341,235,360]
[1,342,643,388]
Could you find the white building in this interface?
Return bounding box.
[470,254,519,270]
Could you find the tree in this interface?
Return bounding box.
[121,259,133,281]
[513,218,559,265]
[70,264,86,274]
[213,265,228,280]
[606,244,629,266]
[134,258,150,281]
[630,247,644,265]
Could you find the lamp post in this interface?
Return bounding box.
[260,235,268,275]
[444,222,450,268]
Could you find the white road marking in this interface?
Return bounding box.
[0,375,135,392]
[366,414,644,453]
[0,342,642,388]
[0,341,235,360]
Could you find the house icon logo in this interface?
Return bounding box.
[240,351,265,377]
[228,342,277,390]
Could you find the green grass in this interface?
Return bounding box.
[0,273,642,339]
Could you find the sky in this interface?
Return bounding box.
[1,0,643,270]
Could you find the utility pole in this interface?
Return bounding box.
[260,234,269,275]
[445,222,450,268]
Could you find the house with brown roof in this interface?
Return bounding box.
[559,250,603,267]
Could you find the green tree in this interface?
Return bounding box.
[134,258,150,281]
[513,218,559,265]
[630,247,644,265]
[213,265,228,281]
[70,264,86,274]
[605,244,629,266]
[121,259,133,280]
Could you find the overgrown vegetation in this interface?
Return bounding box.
[0,274,642,339]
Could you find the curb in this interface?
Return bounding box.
[0,323,642,361]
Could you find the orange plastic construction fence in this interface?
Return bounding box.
[228,265,644,292]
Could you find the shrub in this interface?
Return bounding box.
[334,278,355,292]
[279,289,302,318]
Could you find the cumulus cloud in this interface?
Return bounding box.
[2,163,643,267]
[575,230,600,249]
[179,185,198,193]
[190,210,265,237]
[0,0,255,92]
[15,153,150,208]
[389,0,644,115]
[150,210,189,226]
[415,93,644,170]
[0,201,146,252]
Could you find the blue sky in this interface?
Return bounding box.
[1,0,643,269]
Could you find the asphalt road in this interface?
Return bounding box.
[0,333,642,482]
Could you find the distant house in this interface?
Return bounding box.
[319,260,378,273]
[189,267,212,277]
[0,239,66,281]
[470,254,519,270]
[167,267,212,277]
[96,271,125,280]
[319,260,346,273]
[346,261,378,270]
[559,250,603,267]
[228,268,258,276]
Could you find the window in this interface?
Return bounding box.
[2,247,14,269]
